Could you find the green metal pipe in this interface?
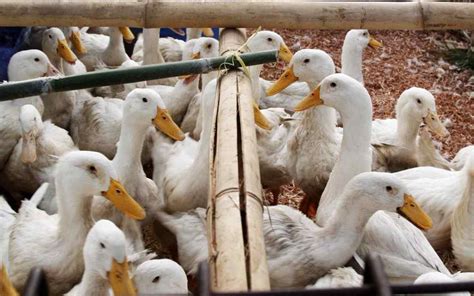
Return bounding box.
[0,50,278,101]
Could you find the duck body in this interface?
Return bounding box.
[0,105,76,203]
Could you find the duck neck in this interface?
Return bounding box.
[322,192,375,253]
[396,108,421,150]
[105,29,127,59]
[341,42,364,83]
[455,170,474,220]
[299,81,337,143]
[113,120,147,176]
[143,28,164,65]
[77,269,109,296]
[250,64,263,102]
[56,179,93,243]
[317,105,372,225]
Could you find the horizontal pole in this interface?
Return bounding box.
[0,50,277,101]
[0,2,473,29]
[216,281,474,296]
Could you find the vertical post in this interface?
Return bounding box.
[207,27,270,293]
[207,28,249,292]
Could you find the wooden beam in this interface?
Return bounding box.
[0,1,473,30]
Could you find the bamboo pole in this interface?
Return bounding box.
[0,1,473,29]
[0,50,277,101]
[207,27,270,292]
[237,72,270,290]
[208,28,248,292]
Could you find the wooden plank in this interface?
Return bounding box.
[237,71,270,291]
[0,1,473,30]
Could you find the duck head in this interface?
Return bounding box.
[123,89,185,141]
[266,49,335,96]
[345,172,432,231]
[42,27,78,65]
[396,87,448,138]
[134,259,188,294]
[56,151,145,220]
[19,104,44,164]
[247,30,293,63]
[84,220,136,296]
[8,50,59,81]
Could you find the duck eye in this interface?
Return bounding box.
[34,58,40,62]
[330,82,336,88]
[142,97,148,103]
[416,98,421,104]
[207,43,212,48]
[88,165,97,174]
[100,242,105,249]
[303,59,310,64]
[267,37,273,42]
[48,34,52,39]
[385,186,393,192]
[363,32,368,37]
[152,276,160,283]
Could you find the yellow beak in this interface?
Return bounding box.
[119,27,135,43]
[294,85,323,112]
[253,102,272,130]
[201,28,215,37]
[266,66,298,96]
[108,259,136,296]
[397,194,433,231]
[153,108,185,141]
[191,52,201,59]
[102,179,145,220]
[21,131,37,164]
[278,43,293,63]
[70,31,87,55]
[368,35,383,49]
[0,265,19,296]
[57,39,77,64]
[424,110,449,137]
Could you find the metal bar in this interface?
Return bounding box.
[198,261,211,296]
[0,2,473,29]
[22,267,48,296]
[363,254,391,296]
[0,50,278,101]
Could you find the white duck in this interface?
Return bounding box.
[450,152,474,270]
[296,74,448,282]
[79,27,135,71]
[306,267,362,289]
[65,219,136,296]
[134,259,188,294]
[370,87,449,171]
[155,208,208,275]
[5,151,145,295]
[0,50,52,172]
[262,49,338,214]
[451,145,474,171]
[91,89,184,253]
[341,29,382,84]
[0,104,76,205]
[263,172,430,288]
[414,272,470,296]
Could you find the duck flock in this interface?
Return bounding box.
[0,26,473,295]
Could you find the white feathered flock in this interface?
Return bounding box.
[0,26,472,296]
